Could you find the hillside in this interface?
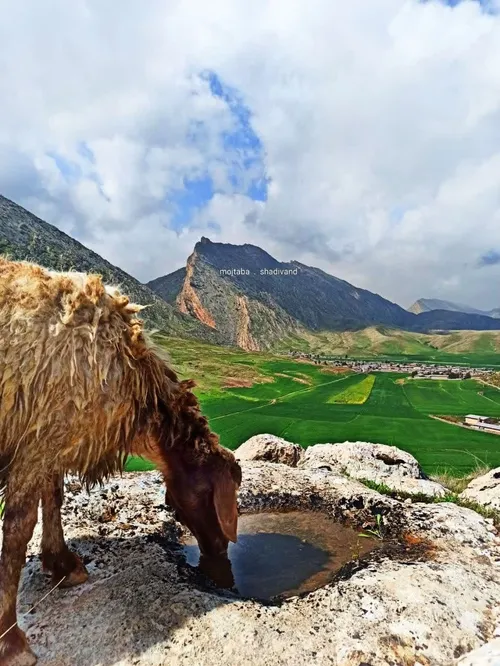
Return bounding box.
[409,297,500,319]
[273,326,500,363]
[0,195,224,342]
[149,237,500,350]
[409,309,500,332]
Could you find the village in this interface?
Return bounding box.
[286,351,500,434]
[286,350,493,379]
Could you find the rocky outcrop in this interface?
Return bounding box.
[177,251,217,328]
[460,467,500,511]
[235,295,259,351]
[299,441,447,498]
[235,434,304,466]
[9,455,500,666]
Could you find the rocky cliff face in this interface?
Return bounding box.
[235,295,259,352]
[155,240,297,350]
[177,251,217,328]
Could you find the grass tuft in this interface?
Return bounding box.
[358,478,499,527]
[430,465,491,495]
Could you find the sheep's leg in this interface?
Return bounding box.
[0,484,39,666]
[41,476,88,588]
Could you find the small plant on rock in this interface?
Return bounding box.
[359,513,384,540]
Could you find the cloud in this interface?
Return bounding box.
[478,249,500,267]
[1,0,500,308]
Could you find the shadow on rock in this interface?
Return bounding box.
[18,532,240,666]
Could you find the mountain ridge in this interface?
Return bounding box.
[409,297,500,319]
[2,194,500,353]
[148,237,500,350]
[0,195,224,343]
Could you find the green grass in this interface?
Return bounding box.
[358,478,500,526]
[124,457,156,472]
[125,336,500,476]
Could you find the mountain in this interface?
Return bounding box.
[409,298,500,319]
[4,195,500,353]
[148,237,500,350]
[0,195,224,342]
[408,309,500,332]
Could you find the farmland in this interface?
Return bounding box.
[327,374,375,404]
[127,337,500,476]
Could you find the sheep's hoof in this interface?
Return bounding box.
[0,626,38,666]
[42,549,89,588]
[60,562,89,588]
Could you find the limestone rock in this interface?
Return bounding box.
[235,434,304,466]
[300,442,447,497]
[6,462,500,666]
[456,638,500,665]
[460,467,500,511]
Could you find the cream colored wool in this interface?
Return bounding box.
[0,257,215,492]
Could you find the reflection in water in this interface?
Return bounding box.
[198,554,235,590]
[183,511,380,600]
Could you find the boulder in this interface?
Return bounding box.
[460,467,500,511]
[300,442,447,498]
[235,434,304,466]
[10,460,500,666]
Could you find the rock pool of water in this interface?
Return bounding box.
[183,511,380,600]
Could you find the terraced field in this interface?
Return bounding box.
[126,338,500,476]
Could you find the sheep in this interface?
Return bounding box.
[0,257,242,666]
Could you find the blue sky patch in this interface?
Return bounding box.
[78,142,95,164]
[169,175,215,229]
[477,249,500,267]
[204,71,269,202]
[169,71,268,231]
[437,0,498,12]
[47,152,82,181]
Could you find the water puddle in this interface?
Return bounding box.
[182,511,381,601]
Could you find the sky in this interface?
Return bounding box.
[1,0,500,310]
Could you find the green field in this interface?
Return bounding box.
[200,369,500,475]
[327,374,375,404]
[126,337,500,476]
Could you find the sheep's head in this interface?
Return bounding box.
[164,444,242,557]
[151,375,242,557]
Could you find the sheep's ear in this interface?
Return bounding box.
[213,467,238,543]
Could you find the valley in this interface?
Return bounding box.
[2,194,500,480]
[127,336,500,476]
